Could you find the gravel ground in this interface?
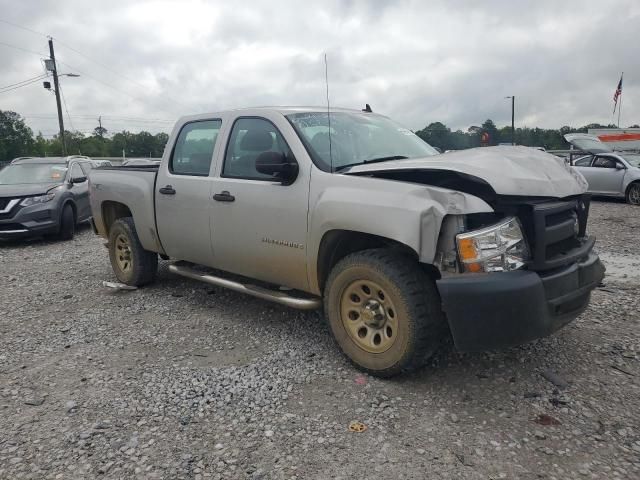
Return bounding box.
[1,200,639,480]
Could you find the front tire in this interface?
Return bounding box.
[324,249,446,377]
[108,217,158,286]
[57,204,75,240]
[626,183,640,205]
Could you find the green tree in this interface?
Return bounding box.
[0,110,34,162]
[415,122,451,150]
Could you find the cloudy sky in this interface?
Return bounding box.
[1,0,638,137]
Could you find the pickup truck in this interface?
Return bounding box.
[88,107,605,377]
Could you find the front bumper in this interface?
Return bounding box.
[436,252,605,352]
[0,204,59,239]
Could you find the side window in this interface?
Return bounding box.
[593,157,616,168]
[223,117,293,180]
[574,156,593,167]
[170,120,221,176]
[70,163,85,180]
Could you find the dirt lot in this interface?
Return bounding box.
[1,200,639,480]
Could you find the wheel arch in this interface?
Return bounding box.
[314,229,439,294]
[101,201,133,236]
[625,180,640,201]
[60,199,77,222]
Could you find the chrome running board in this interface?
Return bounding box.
[168,262,321,310]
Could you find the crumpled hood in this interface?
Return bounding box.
[0,183,61,198]
[345,146,588,198]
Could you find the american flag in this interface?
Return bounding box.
[613,74,623,112]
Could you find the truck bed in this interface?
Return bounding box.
[88,166,161,253]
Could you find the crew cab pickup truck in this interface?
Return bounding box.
[89,107,605,377]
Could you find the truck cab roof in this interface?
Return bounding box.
[175,106,387,124]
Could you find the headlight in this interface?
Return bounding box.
[456,216,529,273]
[20,193,55,207]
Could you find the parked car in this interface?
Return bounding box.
[121,159,161,167]
[88,107,604,377]
[0,155,94,240]
[90,159,113,168]
[565,133,640,205]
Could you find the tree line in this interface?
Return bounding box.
[0,110,168,162]
[1,110,638,163]
[414,119,639,151]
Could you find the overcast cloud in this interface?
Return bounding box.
[1,0,638,137]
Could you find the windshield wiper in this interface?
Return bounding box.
[334,155,409,172]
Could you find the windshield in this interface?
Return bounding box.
[621,154,640,167]
[287,112,438,171]
[0,163,68,185]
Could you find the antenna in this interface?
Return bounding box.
[324,53,333,172]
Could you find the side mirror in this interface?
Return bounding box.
[71,176,87,184]
[615,163,625,170]
[255,152,299,185]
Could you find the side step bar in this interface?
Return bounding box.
[168,262,322,310]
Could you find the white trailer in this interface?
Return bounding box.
[587,128,640,151]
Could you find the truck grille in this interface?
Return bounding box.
[0,197,12,210]
[518,195,593,271]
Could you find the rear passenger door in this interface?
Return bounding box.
[155,119,222,264]
[209,115,311,290]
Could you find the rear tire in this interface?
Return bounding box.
[108,217,158,286]
[324,249,446,378]
[626,182,640,205]
[57,204,75,240]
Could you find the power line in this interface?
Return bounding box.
[19,117,174,125]
[54,58,148,104]
[0,76,48,94]
[19,113,174,122]
[0,18,47,37]
[53,39,187,110]
[0,18,186,112]
[0,40,48,57]
[0,73,48,90]
[58,83,74,131]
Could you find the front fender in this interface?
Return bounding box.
[307,172,493,294]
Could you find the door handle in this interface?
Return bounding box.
[213,191,235,202]
[159,185,176,195]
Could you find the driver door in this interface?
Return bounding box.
[590,156,625,194]
[209,115,311,290]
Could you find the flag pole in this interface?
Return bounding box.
[617,72,623,128]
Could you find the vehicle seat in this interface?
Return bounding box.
[311,131,345,166]
[235,129,274,177]
[189,152,212,175]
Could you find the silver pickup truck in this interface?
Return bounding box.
[89,107,605,377]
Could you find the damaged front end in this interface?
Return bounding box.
[344,148,605,352]
[433,193,604,351]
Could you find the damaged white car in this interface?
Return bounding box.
[566,133,640,205]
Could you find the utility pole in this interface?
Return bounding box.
[48,37,66,155]
[505,95,515,145]
[511,96,515,145]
